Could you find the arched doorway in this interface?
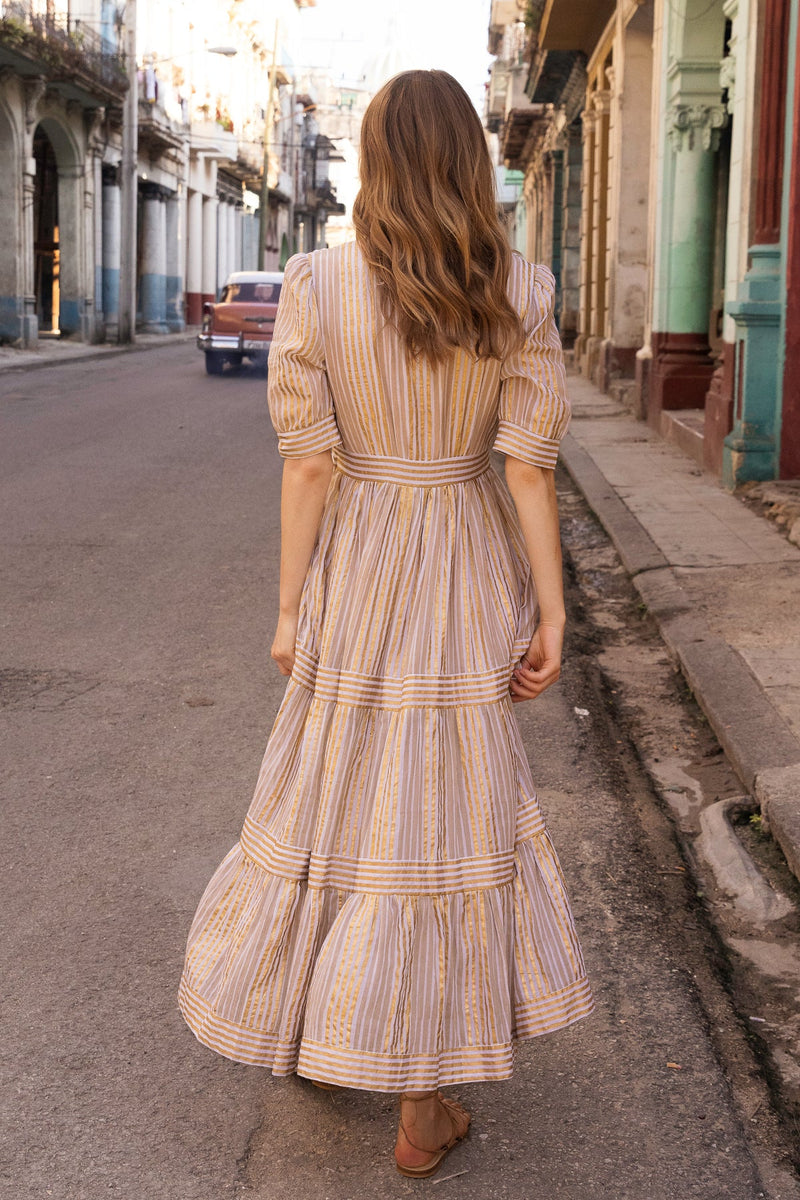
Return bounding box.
[31,116,84,339]
[33,125,60,335]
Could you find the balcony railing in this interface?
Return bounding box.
[0,0,127,96]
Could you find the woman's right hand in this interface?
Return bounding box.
[509,622,564,703]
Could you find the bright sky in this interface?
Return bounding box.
[286,0,493,112]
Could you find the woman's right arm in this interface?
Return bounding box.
[504,458,565,703]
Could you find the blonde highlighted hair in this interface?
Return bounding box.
[353,69,524,364]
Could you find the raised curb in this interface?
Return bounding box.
[756,765,800,885]
[560,435,668,575]
[0,331,196,377]
[560,430,800,878]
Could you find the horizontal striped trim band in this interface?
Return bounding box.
[277,412,342,457]
[493,420,561,469]
[292,642,514,708]
[333,447,491,486]
[179,974,594,1089]
[239,815,543,893]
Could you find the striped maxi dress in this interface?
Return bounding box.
[178,241,594,1091]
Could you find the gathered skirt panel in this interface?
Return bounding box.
[179,684,593,1091]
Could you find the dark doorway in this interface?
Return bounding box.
[33,126,60,335]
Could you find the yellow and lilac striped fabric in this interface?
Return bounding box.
[178,243,593,1091]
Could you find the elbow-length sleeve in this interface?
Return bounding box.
[492,261,570,469]
[267,252,342,458]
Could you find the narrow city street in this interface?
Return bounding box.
[2,348,799,1200]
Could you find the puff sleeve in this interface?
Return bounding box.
[492,261,570,469]
[267,252,342,458]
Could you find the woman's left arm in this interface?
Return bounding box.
[271,450,334,676]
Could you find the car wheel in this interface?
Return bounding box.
[229,354,244,369]
[205,352,225,376]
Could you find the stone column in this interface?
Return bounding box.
[165,192,184,331]
[234,205,244,274]
[723,0,792,484]
[216,201,228,291]
[559,122,582,347]
[228,202,238,276]
[89,155,103,342]
[222,201,234,285]
[650,103,726,421]
[83,107,105,344]
[0,117,21,341]
[202,194,218,304]
[575,107,596,365]
[588,89,611,377]
[102,163,121,342]
[667,105,723,330]
[185,188,203,324]
[600,8,653,391]
[139,181,168,334]
[56,163,86,337]
[779,0,800,477]
[20,155,38,345]
[19,77,45,345]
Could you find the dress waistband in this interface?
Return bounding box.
[333,448,491,487]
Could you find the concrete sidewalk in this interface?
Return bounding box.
[0,328,196,375]
[561,373,800,884]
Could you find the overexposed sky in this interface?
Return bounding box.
[286,0,493,112]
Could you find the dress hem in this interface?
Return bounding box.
[177,973,594,1092]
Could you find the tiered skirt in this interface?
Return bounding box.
[179,463,593,1091]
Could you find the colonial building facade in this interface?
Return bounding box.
[487,0,800,484]
[0,0,344,345]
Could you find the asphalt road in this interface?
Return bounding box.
[1,346,797,1199]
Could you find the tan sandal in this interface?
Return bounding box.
[395,1092,470,1178]
[311,1079,342,1092]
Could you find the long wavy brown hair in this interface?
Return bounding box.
[353,69,524,364]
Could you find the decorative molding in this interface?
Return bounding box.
[720,54,735,108]
[85,105,106,152]
[580,107,598,139]
[592,88,612,116]
[22,75,46,132]
[141,179,171,201]
[668,103,728,152]
[44,85,65,111]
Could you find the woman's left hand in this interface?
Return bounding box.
[271,612,298,676]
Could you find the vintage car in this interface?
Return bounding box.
[197,270,284,375]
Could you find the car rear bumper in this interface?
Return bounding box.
[197,333,272,355]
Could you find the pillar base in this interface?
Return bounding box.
[581,335,603,382]
[166,276,184,332]
[185,293,203,325]
[597,339,638,393]
[649,331,715,429]
[703,342,735,477]
[722,430,777,490]
[633,345,652,421]
[20,313,38,347]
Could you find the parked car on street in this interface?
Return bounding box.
[197,271,284,375]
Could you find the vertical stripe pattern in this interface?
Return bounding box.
[179,243,593,1091]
